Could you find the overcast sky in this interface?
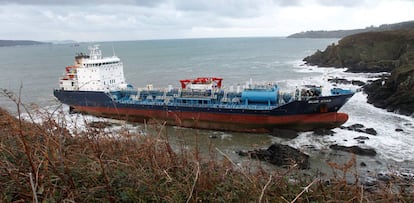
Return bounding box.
[0,0,413,41]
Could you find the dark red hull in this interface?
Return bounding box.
[73,105,349,133]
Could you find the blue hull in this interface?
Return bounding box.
[53,89,353,116]
[53,89,353,132]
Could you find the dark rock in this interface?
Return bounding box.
[88,121,113,129]
[358,141,365,144]
[329,144,377,156]
[364,70,414,116]
[303,145,316,150]
[328,78,350,84]
[354,136,370,140]
[364,128,377,135]
[209,135,218,139]
[323,179,331,186]
[395,128,404,132]
[375,171,414,184]
[237,150,248,156]
[377,173,393,182]
[271,129,298,139]
[355,129,365,133]
[360,162,367,167]
[341,124,378,136]
[362,176,378,189]
[327,78,366,86]
[313,129,335,136]
[399,172,414,182]
[348,124,365,129]
[351,80,366,86]
[238,143,310,169]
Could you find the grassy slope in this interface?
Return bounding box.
[0,104,413,202]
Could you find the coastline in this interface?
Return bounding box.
[3,43,413,181]
[1,102,413,201]
[303,29,414,116]
[1,37,413,201]
[12,75,414,180]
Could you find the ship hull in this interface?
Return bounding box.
[54,89,353,132]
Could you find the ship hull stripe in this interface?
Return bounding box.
[72,105,348,132]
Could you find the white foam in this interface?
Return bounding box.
[20,104,144,137]
[21,66,414,165]
[286,65,414,163]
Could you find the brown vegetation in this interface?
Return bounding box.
[0,93,413,202]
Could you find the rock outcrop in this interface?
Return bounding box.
[329,144,377,156]
[364,68,414,115]
[340,124,377,135]
[327,77,366,86]
[304,29,414,116]
[238,143,310,169]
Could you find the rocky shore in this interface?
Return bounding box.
[1,106,413,202]
[304,29,414,116]
[237,143,310,169]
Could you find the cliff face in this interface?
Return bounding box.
[364,58,414,115]
[304,30,414,116]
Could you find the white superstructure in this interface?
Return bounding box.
[58,45,126,92]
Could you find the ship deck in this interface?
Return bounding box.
[116,99,276,110]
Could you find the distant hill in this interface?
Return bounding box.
[287,20,414,38]
[0,40,51,47]
[46,40,78,44]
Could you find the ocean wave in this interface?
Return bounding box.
[286,66,414,166]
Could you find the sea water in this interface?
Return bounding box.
[0,37,331,110]
[1,37,413,177]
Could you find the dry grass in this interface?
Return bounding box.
[0,90,413,202]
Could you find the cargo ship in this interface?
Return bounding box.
[53,45,354,133]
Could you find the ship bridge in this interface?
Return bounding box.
[58,45,127,92]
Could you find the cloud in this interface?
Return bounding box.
[314,0,367,7]
[271,0,301,6]
[174,0,261,11]
[0,0,412,41]
[0,0,164,7]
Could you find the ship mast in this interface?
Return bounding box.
[89,45,102,60]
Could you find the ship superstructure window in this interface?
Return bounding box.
[84,61,119,68]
